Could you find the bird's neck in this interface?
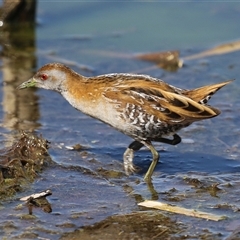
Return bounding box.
[61,76,105,117]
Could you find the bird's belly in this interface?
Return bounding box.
[125,118,183,139]
[130,122,186,141]
[119,107,189,141]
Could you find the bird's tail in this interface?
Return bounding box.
[183,80,233,105]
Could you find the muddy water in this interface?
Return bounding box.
[1,2,240,239]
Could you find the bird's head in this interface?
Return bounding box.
[17,63,73,92]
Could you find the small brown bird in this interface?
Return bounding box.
[18,63,232,181]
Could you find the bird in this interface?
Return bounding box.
[17,63,232,181]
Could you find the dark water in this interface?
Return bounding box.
[0,2,240,239]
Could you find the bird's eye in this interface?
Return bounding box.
[40,73,48,81]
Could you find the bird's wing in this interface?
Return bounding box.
[103,84,220,124]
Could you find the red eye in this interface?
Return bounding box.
[40,73,48,81]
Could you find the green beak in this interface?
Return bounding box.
[17,78,36,89]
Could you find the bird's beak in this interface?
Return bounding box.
[17,78,37,89]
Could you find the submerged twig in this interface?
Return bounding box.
[183,40,240,61]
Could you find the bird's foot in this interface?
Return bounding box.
[123,147,139,175]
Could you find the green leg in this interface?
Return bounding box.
[143,134,181,181]
[142,141,159,182]
[124,134,181,179]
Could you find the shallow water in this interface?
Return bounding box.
[1,2,240,239]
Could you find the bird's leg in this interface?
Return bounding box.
[143,134,181,181]
[142,141,159,182]
[123,141,143,175]
[154,134,181,145]
[123,134,181,178]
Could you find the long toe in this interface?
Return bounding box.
[125,163,141,176]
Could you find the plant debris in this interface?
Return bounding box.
[138,200,226,221]
[20,189,52,215]
[183,39,240,61]
[0,131,52,200]
[135,50,183,71]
